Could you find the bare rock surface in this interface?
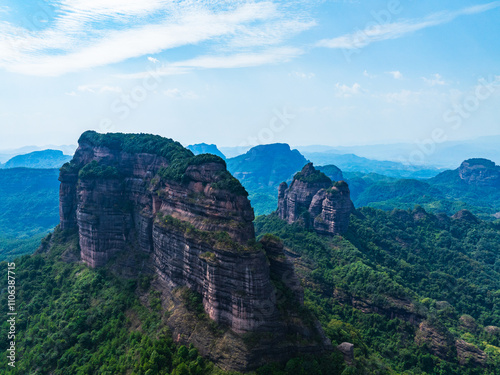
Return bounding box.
[278,163,353,235]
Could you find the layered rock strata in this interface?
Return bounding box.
[59,131,330,370]
[277,163,354,235]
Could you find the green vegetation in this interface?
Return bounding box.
[0,168,60,261]
[344,171,500,220]
[255,208,500,374]
[157,214,248,253]
[79,131,193,163]
[0,229,228,374]
[226,144,309,215]
[294,168,331,185]
[158,154,248,196]
[0,227,345,375]
[78,160,123,180]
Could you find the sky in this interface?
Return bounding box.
[0,0,499,151]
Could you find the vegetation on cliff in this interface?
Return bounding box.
[0,227,344,375]
[79,131,193,163]
[78,160,123,180]
[158,154,248,196]
[293,164,332,185]
[255,207,500,374]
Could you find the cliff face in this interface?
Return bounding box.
[59,131,329,370]
[277,163,353,235]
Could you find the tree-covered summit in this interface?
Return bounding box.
[78,131,193,163]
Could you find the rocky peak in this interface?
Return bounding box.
[458,158,500,187]
[277,163,353,235]
[59,131,330,371]
[452,209,479,223]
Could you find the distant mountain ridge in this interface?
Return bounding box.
[302,151,440,179]
[0,144,76,163]
[187,143,226,159]
[226,143,309,215]
[295,135,500,169]
[2,149,72,169]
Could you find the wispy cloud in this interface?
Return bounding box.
[118,47,303,79]
[335,82,364,98]
[163,88,198,99]
[388,71,403,80]
[316,2,500,50]
[290,71,315,79]
[422,73,446,86]
[0,1,314,76]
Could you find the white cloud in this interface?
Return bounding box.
[171,47,302,69]
[363,70,376,78]
[388,71,403,80]
[373,90,425,106]
[335,83,364,98]
[0,1,314,76]
[422,73,446,86]
[290,71,315,79]
[147,57,159,64]
[77,84,122,94]
[163,88,198,99]
[316,2,500,50]
[119,47,303,79]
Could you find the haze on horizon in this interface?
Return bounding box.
[0,0,499,152]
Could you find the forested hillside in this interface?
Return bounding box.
[0,168,60,260]
[255,208,500,374]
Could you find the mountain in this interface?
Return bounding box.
[0,168,60,260]
[226,143,309,215]
[187,143,226,159]
[277,163,353,235]
[295,135,500,169]
[255,205,500,373]
[28,131,331,373]
[2,149,72,169]
[317,164,344,182]
[4,133,500,374]
[0,144,76,163]
[302,151,440,179]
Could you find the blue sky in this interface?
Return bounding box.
[0,0,499,150]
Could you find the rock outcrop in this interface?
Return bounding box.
[277,163,353,235]
[415,320,452,360]
[458,158,500,187]
[59,131,330,371]
[337,342,355,366]
[455,339,487,367]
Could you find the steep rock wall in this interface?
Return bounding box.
[277,163,353,235]
[58,132,330,364]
